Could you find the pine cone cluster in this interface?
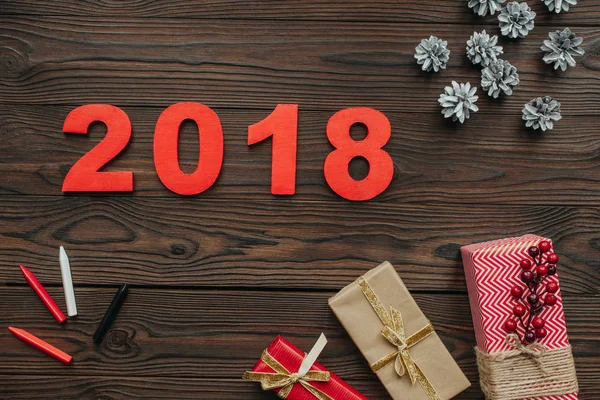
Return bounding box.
[414,36,451,72]
[481,60,520,98]
[522,96,562,131]
[541,28,585,71]
[544,0,577,13]
[438,81,479,124]
[466,30,504,67]
[468,0,506,16]
[498,2,536,39]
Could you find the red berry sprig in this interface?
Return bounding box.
[504,240,560,344]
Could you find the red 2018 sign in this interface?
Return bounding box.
[62,103,393,201]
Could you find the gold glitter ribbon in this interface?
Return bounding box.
[243,334,333,400]
[357,276,441,400]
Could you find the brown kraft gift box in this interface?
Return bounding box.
[328,261,470,400]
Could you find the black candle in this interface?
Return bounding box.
[93,284,129,344]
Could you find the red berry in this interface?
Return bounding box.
[528,246,540,257]
[538,241,551,253]
[547,253,559,264]
[520,259,532,269]
[511,286,524,298]
[521,271,533,283]
[532,317,545,328]
[527,294,539,304]
[535,328,547,338]
[547,265,557,275]
[545,294,557,306]
[525,331,536,343]
[537,265,548,276]
[513,304,526,317]
[505,319,517,332]
[546,282,559,293]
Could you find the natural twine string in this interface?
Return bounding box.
[475,334,578,400]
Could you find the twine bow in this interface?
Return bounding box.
[243,334,333,400]
[357,276,441,400]
[503,333,548,375]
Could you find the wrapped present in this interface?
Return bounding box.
[461,234,578,399]
[328,261,470,400]
[243,334,367,400]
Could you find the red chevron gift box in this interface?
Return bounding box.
[461,234,578,400]
[243,335,367,400]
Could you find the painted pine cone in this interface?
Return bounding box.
[468,0,507,16]
[439,81,479,124]
[522,96,562,131]
[415,36,450,72]
[467,30,504,67]
[499,2,536,39]
[481,60,520,98]
[544,0,577,13]
[541,28,584,71]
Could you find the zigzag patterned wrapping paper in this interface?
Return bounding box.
[461,234,577,400]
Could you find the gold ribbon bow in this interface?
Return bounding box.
[357,276,442,400]
[243,334,333,400]
[503,333,548,375]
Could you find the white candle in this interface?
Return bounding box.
[59,246,78,317]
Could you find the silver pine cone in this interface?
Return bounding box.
[467,30,504,67]
[541,28,584,71]
[481,59,520,98]
[438,81,479,124]
[468,0,507,16]
[499,2,536,39]
[522,96,562,131]
[415,36,450,72]
[544,0,577,13]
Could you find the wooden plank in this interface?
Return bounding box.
[0,196,598,293]
[1,1,600,26]
[0,376,389,399]
[2,105,600,204]
[0,18,599,112]
[0,288,597,398]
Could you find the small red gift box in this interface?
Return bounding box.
[244,335,367,400]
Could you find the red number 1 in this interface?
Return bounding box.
[248,104,298,195]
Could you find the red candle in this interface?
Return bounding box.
[8,326,72,365]
[20,265,67,324]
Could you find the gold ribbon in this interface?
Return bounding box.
[503,333,548,375]
[357,276,441,400]
[243,335,333,400]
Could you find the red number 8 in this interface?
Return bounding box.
[324,108,393,201]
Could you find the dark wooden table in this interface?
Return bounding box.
[1,1,599,398]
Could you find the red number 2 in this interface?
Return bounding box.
[324,108,393,201]
[62,104,133,192]
[248,104,298,195]
[153,103,224,195]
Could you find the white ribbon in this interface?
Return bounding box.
[297,333,328,378]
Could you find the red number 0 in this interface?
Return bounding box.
[62,104,133,192]
[248,104,298,195]
[324,108,393,201]
[153,102,224,195]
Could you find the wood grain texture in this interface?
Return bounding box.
[1,0,600,26]
[1,376,390,400]
[2,105,600,204]
[0,287,597,399]
[0,196,598,293]
[0,18,599,113]
[1,3,599,399]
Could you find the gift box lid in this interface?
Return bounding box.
[461,234,570,353]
